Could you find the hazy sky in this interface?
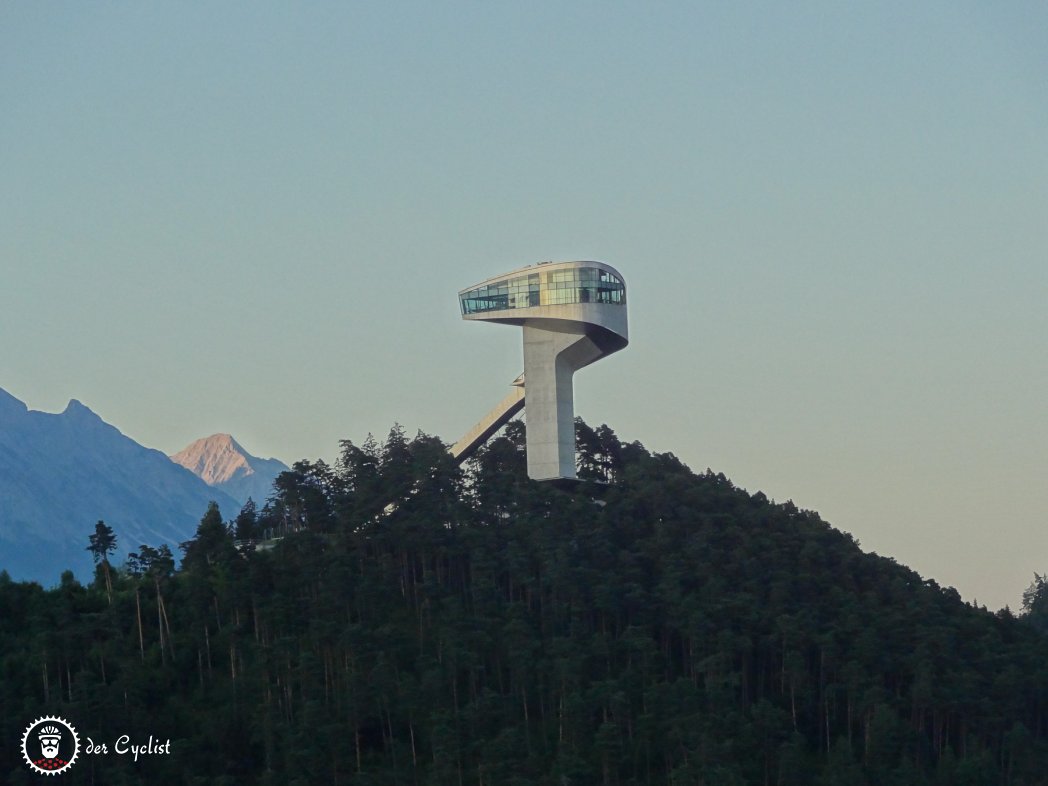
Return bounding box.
[2,2,1045,610]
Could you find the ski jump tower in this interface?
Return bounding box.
[452,261,628,481]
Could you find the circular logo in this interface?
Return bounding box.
[21,716,79,775]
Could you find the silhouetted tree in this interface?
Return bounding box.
[1021,573,1048,634]
[86,519,116,604]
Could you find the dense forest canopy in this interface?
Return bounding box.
[2,419,1047,784]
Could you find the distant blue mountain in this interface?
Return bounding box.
[0,387,241,587]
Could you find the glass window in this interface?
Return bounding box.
[461,267,625,314]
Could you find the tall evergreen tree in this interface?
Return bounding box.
[86,519,116,604]
[1021,573,1048,634]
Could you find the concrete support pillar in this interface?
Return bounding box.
[522,325,602,480]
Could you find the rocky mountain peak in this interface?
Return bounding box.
[171,434,288,507]
[170,434,253,485]
[62,398,104,423]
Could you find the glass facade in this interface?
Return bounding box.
[460,266,626,316]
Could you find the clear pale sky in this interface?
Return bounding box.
[2,2,1045,610]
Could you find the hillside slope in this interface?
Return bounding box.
[1,420,1045,783]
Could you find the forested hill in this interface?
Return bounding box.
[2,421,1047,784]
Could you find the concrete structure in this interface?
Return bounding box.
[450,374,525,461]
[454,261,628,480]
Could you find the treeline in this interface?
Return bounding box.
[2,420,1048,784]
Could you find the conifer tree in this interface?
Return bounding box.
[86,519,116,604]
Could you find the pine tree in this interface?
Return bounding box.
[86,519,116,604]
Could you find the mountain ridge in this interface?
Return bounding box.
[0,387,240,586]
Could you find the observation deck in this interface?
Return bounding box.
[455,261,629,480]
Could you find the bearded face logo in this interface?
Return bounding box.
[39,726,62,759]
[21,716,79,775]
